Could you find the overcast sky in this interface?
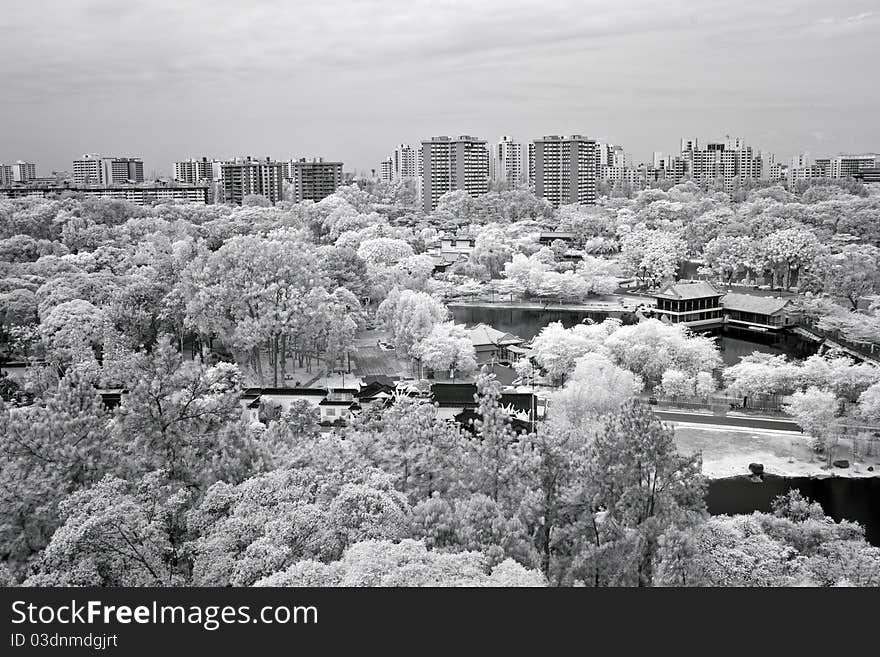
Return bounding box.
[1,0,878,177]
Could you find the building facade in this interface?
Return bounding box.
[420,135,489,212]
[0,184,210,205]
[827,154,878,179]
[393,144,417,181]
[0,164,13,186]
[11,161,36,183]
[285,158,344,202]
[532,135,598,207]
[490,136,525,186]
[379,157,394,182]
[174,157,222,184]
[72,154,144,185]
[220,158,285,205]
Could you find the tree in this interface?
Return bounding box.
[470,225,513,277]
[0,370,119,573]
[619,229,687,287]
[823,244,880,309]
[783,387,839,465]
[345,395,465,501]
[762,228,825,290]
[24,472,189,586]
[186,467,408,586]
[112,337,259,488]
[38,299,106,370]
[181,233,332,385]
[658,369,694,398]
[602,319,721,385]
[376,289,448,357]
[530,320,619,383]
[255,539,546,587]
[412,322,477,381]
[580,401,707,586]
[549,353,643,429]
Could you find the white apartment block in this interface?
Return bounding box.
[393,144,417,181]
[490,136,526,185]
[72,154,144,185]
[379,157,394,182]
[174,158,222,184]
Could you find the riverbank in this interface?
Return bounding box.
[672,423,880,480]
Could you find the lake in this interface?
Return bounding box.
[450,305,818,367]
[707,475,880,546]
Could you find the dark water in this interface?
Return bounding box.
[707,476,880,546]
[451,306,818,367]
[450,306,632,340]
[711,326,819,367]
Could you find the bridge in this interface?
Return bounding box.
[792,322,880,365]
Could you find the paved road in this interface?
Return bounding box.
[654,409,801,432]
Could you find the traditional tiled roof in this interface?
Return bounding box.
[654,281,721,300]
[722,293,791,316]
[464,323,522,347]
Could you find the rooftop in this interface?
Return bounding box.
[464,323,522,347]
[722,293,791,316]
[654,281,722,301]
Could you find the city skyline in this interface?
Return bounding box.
[1,0,878,176]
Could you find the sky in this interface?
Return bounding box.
[1,0,878,177]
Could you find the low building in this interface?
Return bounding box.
[721,293,796,330]
[462,324,524,363]
[318,388,360,424]
[652,282,724,328]
[429,382,544,427]
[0,183,210,205]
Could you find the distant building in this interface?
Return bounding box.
[652,282,724,328]
[0,183,210,205]
[490,136,525,185]
[393,144,417,181]
[674,137,765,193]
[11,161,36,183]
[532,135,598,207]
[0,164,12,186]
[174,157,222,184]
[72,154,144,185]
[285,158,344,202]
[854,168,880,184]
[420,135,489,212]
[379,157,394,182]
[827,154,878,179]
[220,157,284,205]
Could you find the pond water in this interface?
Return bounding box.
[450,305,818,367]
[707,475,880,546]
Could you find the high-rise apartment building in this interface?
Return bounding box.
[532,135,598,207]
[0,164,13,186]
[285,158,344,202]
[174,157,222,184]
[490,136,525,185]
[11,161,36,183]
[393,144,417,181]
[675,138,765,193]
[420,135,489,212]
[220,157,285,205]
[379,157,394,182]
[72,154,144,184]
